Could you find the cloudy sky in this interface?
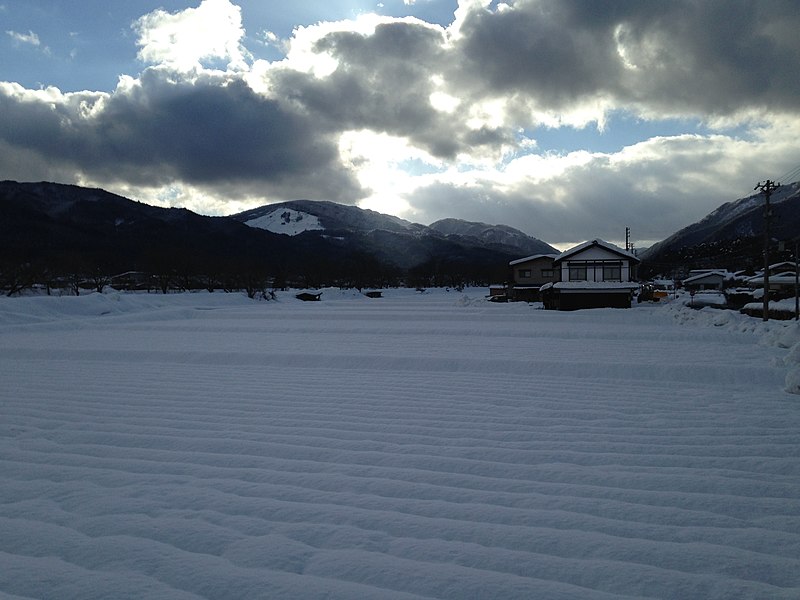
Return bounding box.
[2,0,799,248]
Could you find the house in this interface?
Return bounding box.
[507,253,557,301]
[540,239,640,310]
[767,261,797,276]
[682,270,728,291]
[746,271,798,300]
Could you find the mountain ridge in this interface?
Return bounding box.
[640,181,800,276]
[6,178,800,292]
[229,200,557,269]
[0,181,543,292]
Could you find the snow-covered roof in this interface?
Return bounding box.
[509,253,557,266]
[747,273,798,285]
[552,281,640,291]
[554,239,640,263]
[769,260,797,270]
[683,271,728,284]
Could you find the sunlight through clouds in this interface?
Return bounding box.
[133,0,249,71]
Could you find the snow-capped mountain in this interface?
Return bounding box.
[233,200,424,236]
[231,201,556,263]
[243,208,324,235]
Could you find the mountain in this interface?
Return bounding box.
[640,181,800,277]
[428,218,557,256]
[231,200,555,276]
[234,200,424,236]
[230,201,556,268]
[0,181,547,293]
[0,180,316,293]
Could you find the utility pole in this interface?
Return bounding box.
[755,180,780,321]
[625,227,630,252]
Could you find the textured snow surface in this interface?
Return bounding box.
[1,289,800,599]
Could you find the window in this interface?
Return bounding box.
[603,264,622,281]
[541,269,554,278]
[569,265,587,281]
[517,269,531,278]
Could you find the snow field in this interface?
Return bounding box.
[1,289,799,599]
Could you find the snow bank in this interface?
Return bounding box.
[0,291,255,328]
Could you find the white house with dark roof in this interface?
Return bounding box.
[540,239,640,310]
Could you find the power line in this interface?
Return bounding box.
[776,162,800,185]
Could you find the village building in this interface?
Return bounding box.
[540,239,640,310]
[506,253,557,301]
[747,271,798,300]
[682,270,728,292]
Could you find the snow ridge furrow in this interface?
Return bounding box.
[2,289,799,599]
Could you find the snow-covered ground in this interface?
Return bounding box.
[1,288,800,599]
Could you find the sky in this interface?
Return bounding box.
[1,0,799,249]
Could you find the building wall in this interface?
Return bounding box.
[557,291,633,310]
[558,247,634,283]
[512,256,556,286]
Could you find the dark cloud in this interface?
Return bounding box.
[452,2,623,108]
[0,69,364,202]
[271,20,513,159]
[275,23,449,156]
[450,0,800,117]
[99,71,348,184]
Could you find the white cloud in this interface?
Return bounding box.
[6,29,51,55]
[6,29,41,46]
[133,0,249,72]
[278,13,434,78]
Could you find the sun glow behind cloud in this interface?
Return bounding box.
[133,0,249,71]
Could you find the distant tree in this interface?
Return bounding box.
[90,270,111,294]
[0,261,36,296]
